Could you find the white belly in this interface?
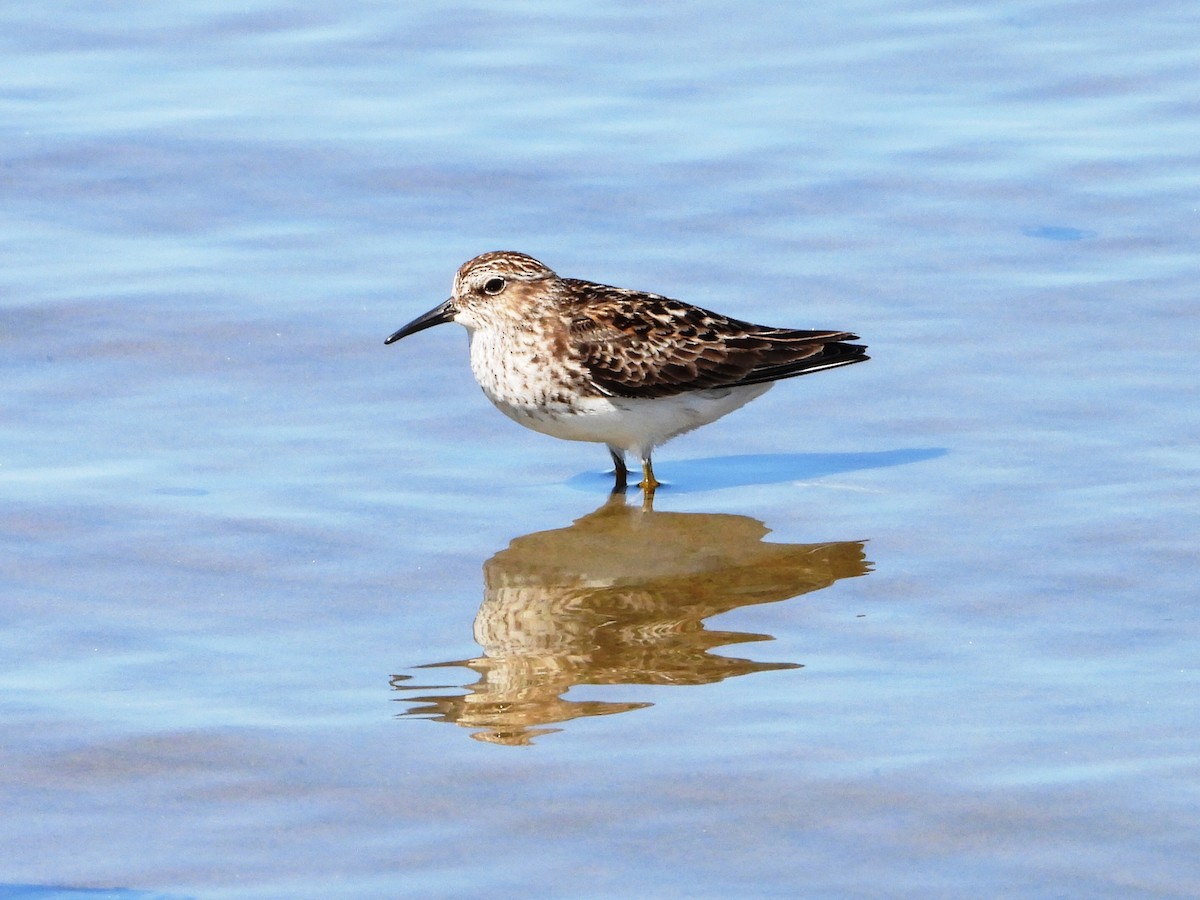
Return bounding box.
[465,325,772,458]
[487,384,772,458]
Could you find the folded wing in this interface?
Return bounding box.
[564,280,869,400]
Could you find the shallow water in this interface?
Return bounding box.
[3,1,1199,897]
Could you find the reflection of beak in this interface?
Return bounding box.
[384,298,456,344]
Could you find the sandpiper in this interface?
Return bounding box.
[385,251,868,493]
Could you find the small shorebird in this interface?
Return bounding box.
[385,251,867,493]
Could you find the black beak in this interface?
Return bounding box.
[384,299,455,345]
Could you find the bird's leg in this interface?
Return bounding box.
[638,454,660,493]
[608,446,629,493]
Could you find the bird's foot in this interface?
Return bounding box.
[638,460,660,493]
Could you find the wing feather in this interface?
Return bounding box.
[563,279,868,399]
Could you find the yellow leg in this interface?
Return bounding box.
[638,457,660,492]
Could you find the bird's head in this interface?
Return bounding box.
[385,251,557,344]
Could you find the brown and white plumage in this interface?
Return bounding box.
[385,251,868,492]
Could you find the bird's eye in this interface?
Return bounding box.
[482,276,506,295]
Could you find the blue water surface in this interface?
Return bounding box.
[2,1,1198,897]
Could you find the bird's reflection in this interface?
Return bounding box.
[391,494,870,745]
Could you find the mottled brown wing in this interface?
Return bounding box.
[563,280,868,400]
